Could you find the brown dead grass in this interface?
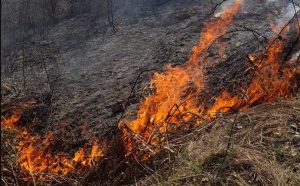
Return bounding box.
[138,97,300,186]
[1,128,20,186]
[1,97,300,185]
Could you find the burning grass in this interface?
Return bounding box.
[138,97,300,185]
[1,108,107,183]
[120,0,300,159]
[1,0,300,185]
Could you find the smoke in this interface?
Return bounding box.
[214,0,244,17]
[267,0,299,32]
[214,0,298,34]
[276,2,299,26]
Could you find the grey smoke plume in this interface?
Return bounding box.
[268,0,299,32]
[214,0,244,17]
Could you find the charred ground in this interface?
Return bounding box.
[1,0,300,185]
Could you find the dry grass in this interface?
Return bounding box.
[1,97,300,185]
[1,128,20,186]
[138,97,300,186]
[1,127,89,186]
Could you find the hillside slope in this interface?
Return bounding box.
[1,0,299,185]
[2,1,212,129]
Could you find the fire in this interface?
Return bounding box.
[121,0,299,157]
[244,43,296,107]
[1,112,105,179]
[248,54,255,62]
[1,0,299,183]
[188,0,243,66]
[121,0,245,153]
[1,112,21,129]
[18,133,104,177]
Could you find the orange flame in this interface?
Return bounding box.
[1,112,21,129]
[1,113,105,179]
[188,0,243,66]
[1,0,299,182]
[17,133,104,177]
[122,0,245,153]
[121,0,298,157]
